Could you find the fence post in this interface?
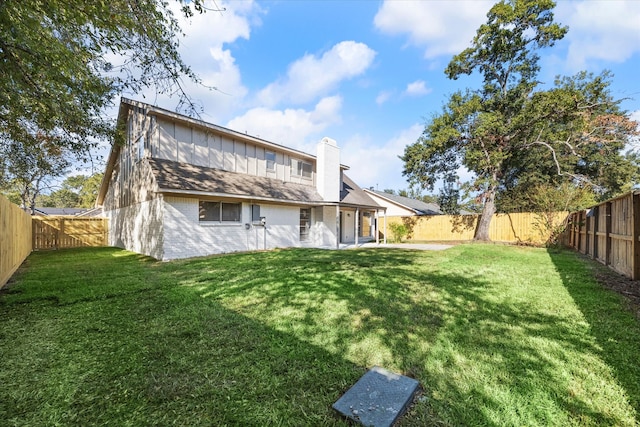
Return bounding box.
[585,209,591,256]
[632,193,640,280]
[570,213,576,248]
[577,211,583,254]
[605,202,612,267]
[32,218,36,250]
[592,206,599,260]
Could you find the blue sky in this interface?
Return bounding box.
[119,0,640,194]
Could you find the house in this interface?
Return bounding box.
[96,98,385,260]
[363,189,443,217]
[32,207,90,216]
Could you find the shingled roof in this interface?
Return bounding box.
[366,189,443,215]
[149,158,324,204]
[340,174,382,209]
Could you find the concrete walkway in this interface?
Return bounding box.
[339,242,453,251]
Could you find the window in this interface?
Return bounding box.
[300,208,311,241]
[199,201,241,223]
[251,204,261,223]
[291,158,312,178]
[266,151,276,171]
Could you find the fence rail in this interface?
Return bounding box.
[32,216,108,250]
[0,195,32,288]
[565,191,640,280]
[385,211,569,246]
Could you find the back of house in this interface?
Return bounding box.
[96,98,384,260]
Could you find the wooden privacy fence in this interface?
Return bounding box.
[32,216,108,250]
[565,191,640,280]
[0,194,32,288]
[385,211,569,246]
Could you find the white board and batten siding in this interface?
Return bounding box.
[152,118,314,186]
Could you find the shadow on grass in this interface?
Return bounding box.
[5,246,638,425]
[170,247,634,426]
[1,250,364,425]
[547,248,640,424]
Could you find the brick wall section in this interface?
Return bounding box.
[105,197,164,259]
[162,196,306,260]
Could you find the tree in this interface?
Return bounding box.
[39,173,104,208]
[0,0,207,196]
[401,0,638,241]
[438,175,461,214]
[0,137,70,213]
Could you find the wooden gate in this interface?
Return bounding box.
[32,216,108,250]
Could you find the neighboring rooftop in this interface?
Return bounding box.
[366,189,443,215]
[33,207,89,216]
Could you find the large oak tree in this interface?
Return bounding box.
[0,0,207,208]
[401,0,638,241]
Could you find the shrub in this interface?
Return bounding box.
[389,222,409,243]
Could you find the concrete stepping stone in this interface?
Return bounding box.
[332,366,420,427]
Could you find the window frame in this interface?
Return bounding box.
[291,158,313,179]
[199,201,242,224]
[300,207,311,241]
[265,151,276,172]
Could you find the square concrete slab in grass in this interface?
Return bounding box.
[332,366,420,427]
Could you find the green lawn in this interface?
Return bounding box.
[1,244,639,426]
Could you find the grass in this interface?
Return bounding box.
[1,244,639,426]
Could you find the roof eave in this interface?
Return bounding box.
[157,188,329,206]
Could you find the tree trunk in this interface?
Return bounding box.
[474,186,497,241]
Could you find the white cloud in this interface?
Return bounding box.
[126,1,261,122]
[556,1,640,69]
[257,41,377,106]
[374,0,492,59]
[226,96,343,152]
[405,80,432,97]
[341,124,423,190]
[376,90,394,106]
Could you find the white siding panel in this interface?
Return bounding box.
[175,125,192,164]
[246,144,257,176]
[149,116,159,157]
[222,137,235,171]
[209,134,223,169]
[278,153,286,181]
[235,141,247,174]
[157,119,176,161]
[193,128,208,167]
[256,146,266,177]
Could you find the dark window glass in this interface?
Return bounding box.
[251,205,261,222]
[199,201,221,221]
[291,159,312,178]
[266,151,276,171]
[222,203,241,222]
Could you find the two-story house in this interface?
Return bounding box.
[96,98,385,260]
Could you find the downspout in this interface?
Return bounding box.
[336,205,340,249]
[355,208,359,246]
